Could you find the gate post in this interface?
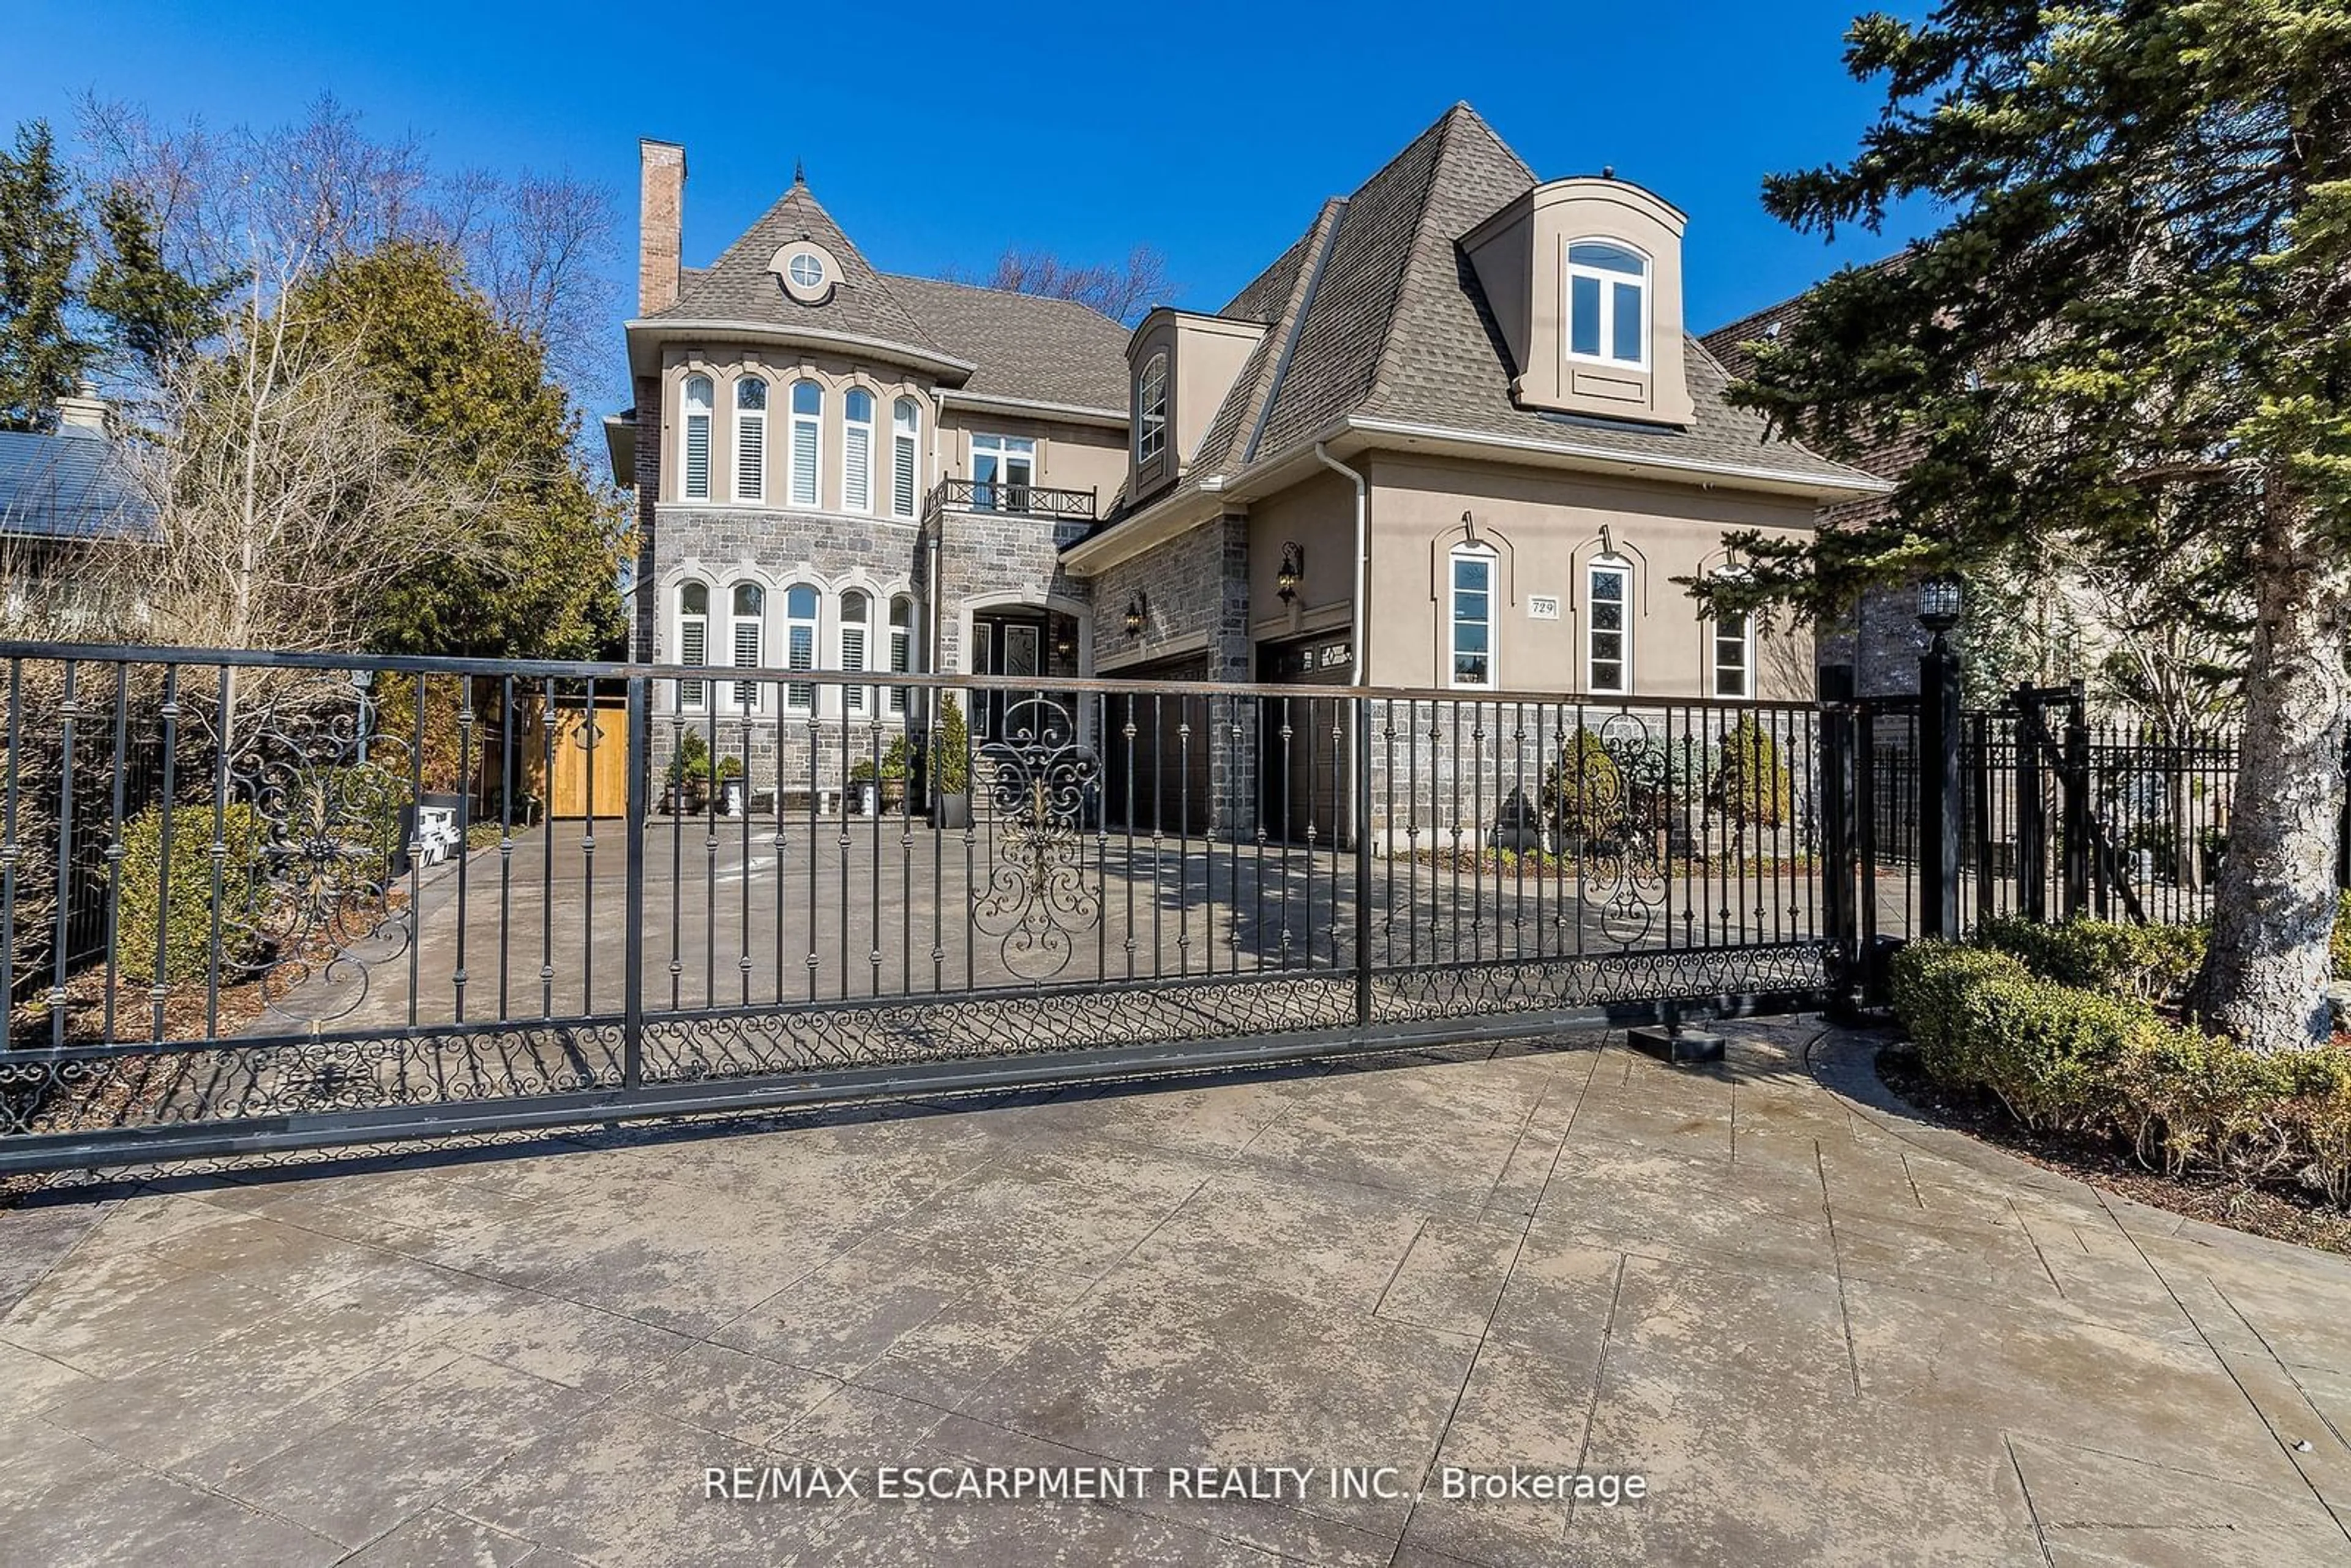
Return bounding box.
[623,674,650,1091]
[1818,664,1859,1021]
[1354,691,1373,1027]
[1918,637,1963,940]
[2062,681,2090,920]
[2015,689,2046,924]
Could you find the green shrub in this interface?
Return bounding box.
[1710,714,1791,831]
[1889,939,2351,1204]
[935,696,970,794]
[1540,729,1623,841]
[880,735,909,782]
[1975,914,2205,1002]
[2334,891,2351,981]
[113,801,272,985]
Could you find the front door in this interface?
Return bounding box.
[971,611,1076,743]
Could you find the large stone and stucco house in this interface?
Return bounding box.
[610,103,1884,819]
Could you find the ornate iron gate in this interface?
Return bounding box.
[1,645,1838,1174]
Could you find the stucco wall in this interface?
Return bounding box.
[1361,454,1817,699]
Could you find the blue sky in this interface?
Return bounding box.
[4,1,1936,408]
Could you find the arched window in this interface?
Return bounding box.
[1565,242,1648,369]
[733,378,768,502]
[677,580,710,709]
[1588,555,1632,694]
[1136,354,1168,463]
[890,397,921,519]
[1449,544,1497,689]
[789,381,823,508]
[839,590,872,715]
[681,375,713,500]
[888,595,916,715]
[842,388,874,513]
[729,582,765,710]
[783,583,820,712]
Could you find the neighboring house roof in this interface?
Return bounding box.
[1699,256,1918,490]
[882,274,1129,413]
[639,177,1130,416]
[0,426,159,545]
[1090,103,1878,534]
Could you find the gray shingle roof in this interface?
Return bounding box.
[650,179,1132,413]
[882,274,1129,411]
[1352,108,1868,484]
[655,179,950,359]
[1095,103,1874,531]
[0,427,157,544]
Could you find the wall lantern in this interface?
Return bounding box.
[1276,542,1305,604]
[1123,592,1149,639]
[1916,573,1963,642]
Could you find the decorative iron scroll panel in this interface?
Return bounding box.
[0,646,1834,1174]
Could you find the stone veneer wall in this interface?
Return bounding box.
[1089,514,1256,834]
[646,503,926,801]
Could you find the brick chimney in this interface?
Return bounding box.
[638,139,686,315]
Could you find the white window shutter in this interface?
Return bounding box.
[680,620,707,707]
[893,435,917,516]
[735,416,763,501]
[684,415,710,500]
[792,420,819,507]
[844,426,871,512]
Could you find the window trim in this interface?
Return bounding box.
[1586,556,1633,696]
[681,374,714,501]
[788,380,823,509]
[1447,543,1498,691]
[677,579,710,710]
[841,388,874,514]
[839,588,872,716]
[1135,353,1168,465]
[732,377,768,503]
[970,432,1037,512]
[1711,606,1753,700]
[727,581,765,712]
[1564,239,1651,372]
[781,582,820,714]
[887,595,915,716]
[890,397,921,520]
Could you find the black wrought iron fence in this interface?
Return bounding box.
[0,642,1837,1173]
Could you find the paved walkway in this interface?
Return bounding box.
[4,1018,2348,1566]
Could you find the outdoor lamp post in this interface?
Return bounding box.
[1917,574,1963,650]
[1917,572,1965,939]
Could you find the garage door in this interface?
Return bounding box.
[1101,653,1216,838]
[1258,632,1352,849]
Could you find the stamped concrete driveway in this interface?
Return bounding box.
[4,1018,2350,1566]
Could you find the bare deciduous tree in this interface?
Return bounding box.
[948,244,1172,324]
[73,93,620,413]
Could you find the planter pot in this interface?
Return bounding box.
[936,790,972,831]
[881,780,907,815]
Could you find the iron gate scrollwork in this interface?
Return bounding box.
[228,670,417,1024]
[972,696,1102,980]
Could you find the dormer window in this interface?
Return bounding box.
[1566,242,1647,369]
[1136,354,1168,464]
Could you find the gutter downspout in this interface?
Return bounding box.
[1312,443,1368,684]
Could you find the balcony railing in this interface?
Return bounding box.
[924,478,1097,522]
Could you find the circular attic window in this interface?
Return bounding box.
[771,241,839,306]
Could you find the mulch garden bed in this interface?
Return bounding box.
[1876,1040,2351,1258]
